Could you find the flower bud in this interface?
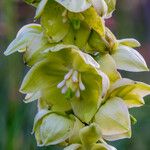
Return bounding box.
[33,110,74,146]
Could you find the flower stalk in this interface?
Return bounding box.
[4,0,150,149]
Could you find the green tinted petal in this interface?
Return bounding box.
[91,0,108,17]
[20,58,67,93]
[88,31,107,53]
[80,123,102,148]
[12,24,49,66]
[33,111,74,146]
[62,26,75,44]
[105,27,118,52]
[33,109,51,132]
[16,23,42,38]
[64,144,82,150]
[124,93,144,108]
[71,70,109,123]
[83,7,105,37]
[41,1,70,43]
[107,78,150,108]
[4,37,27,56]
[97,54,121,84]
[55,0,91,12]
[104,0,116,15]
[43,44,79,53]
[94,97,131,141]
[40,113,74,146]
[131,82,150,97]
[69,116,85,144]
[92,143,117,150]
[118,38,141,48]
[24,91,41,103]
[23,33,54,66]
[112,45,149,72]
[41,85,71,112]
[108,78,134,94]
[74,22,91,49]
[35,0,48,19]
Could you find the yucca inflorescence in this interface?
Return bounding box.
[4,0,150,149]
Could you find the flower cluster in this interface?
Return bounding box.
[5,0,150,149]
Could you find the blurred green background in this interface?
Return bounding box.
[0,0,150,150]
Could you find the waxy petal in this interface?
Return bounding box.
[55,0,91,12]
[33,110,74,146]
[118,38,141,48]
[41,1,70,43]
[107,78,150,108]
[112,45,149,72]
[83,7,105,37]
[94,97,131,141]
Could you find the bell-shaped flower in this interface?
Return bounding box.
[95,54,121,84]
[33,109,74,146]
[4,23,57,66]
[40,1,105,45]
[20,48,110,123]
[94,97,131,141]
[28,0,116,19]
[90,27,149,72]
[105,78,150,108]
[64,123,117,150]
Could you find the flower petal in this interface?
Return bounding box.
[64,144,82,150]
[107,78,150,108]
[55,0,91,12]
[20,57,67,94]
[97,54,121,84]
[83,7,105,37]
[33,110,74,146]
[35,0,48,19]
[94,97,131,141]
[79,123,102,148]
[112,45,149,72]
[118,38,141,48]
[41,1,70,43]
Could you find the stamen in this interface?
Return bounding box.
[72,71,78,83]
[64,69,73,80]
[57,80,65,88]
[61,86,68,94]
[79,75,85,91]
[75,89,80,98]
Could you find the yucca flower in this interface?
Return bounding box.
[64,123,117,150]
[20,47,109,123]
[33,109,75,146]
[94,78,150,141]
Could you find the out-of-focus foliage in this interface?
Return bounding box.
[0,0,150,150]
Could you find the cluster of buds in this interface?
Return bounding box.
[5,0,150,149]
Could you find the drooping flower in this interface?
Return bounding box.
[64,123,117,150]
[4,23,55,66]
[20,47,109,123]
[105,78,150,108]
[93,78,150,141]
[94,97,131,141]
[25,0,116,19]
[89,28,149,72]
[32,109,75,146]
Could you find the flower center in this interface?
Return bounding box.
[57,69,85,98]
